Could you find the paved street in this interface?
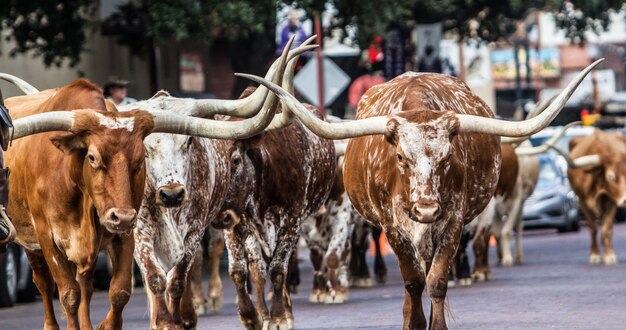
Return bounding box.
[2,224,626,329]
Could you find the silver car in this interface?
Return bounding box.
[522,153,580,233]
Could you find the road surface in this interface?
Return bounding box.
[2,224,626,329]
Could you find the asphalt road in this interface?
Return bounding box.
[2,223,626,329]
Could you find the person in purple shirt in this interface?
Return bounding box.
[277,9,310,55]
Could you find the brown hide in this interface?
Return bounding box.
[495,144,520,200]
[4,79,153,328]
[568,130,626,215]
[342,72,501,329]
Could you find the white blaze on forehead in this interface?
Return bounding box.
[96,113,135,132]
[396,117,451,201]
[144,133,190,188]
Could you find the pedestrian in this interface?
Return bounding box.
[417,45,443,73]
[103,79,137,106]
[276,9,310,55]
[347,62,386,118]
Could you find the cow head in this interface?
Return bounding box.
[571,132,626,206]
[384,110,458,223]
[49,110,154,234]
[144,134,192,208]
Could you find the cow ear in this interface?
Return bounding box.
[384,118,400,146]
[442,112,459,139]
[50,133,86,154]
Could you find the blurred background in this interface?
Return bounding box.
[0,1,625,123]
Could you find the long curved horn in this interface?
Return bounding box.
[457,59,603,137]
[514,121,581,156]
[264,43,304,131]
[501,94,560,144]
[148,34,292,139]
[547,144,601,168]
[0,74,39,95]
[187,35,315,118]
[235,73,387,139]
[11,111,75,140]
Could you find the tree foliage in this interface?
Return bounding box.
[0,0,95,67]
[1,0,624,68]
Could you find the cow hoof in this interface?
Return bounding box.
[194,300,207,316]
[501,256,514,267]
[288,284,299,294]
[351,277,373,288]
[472,272,486,282]
[208,295,222,312]
[182,320,197,330]
[447,280,456,288]
[604,253,618,265]
[324,290,348,304]
[308,290,325,303]
[287,317,294,329]
[589,254,602,264]
[458,278,472,287]
[375,273,387,284]
[515,255,524,265]
[263,320,290,330]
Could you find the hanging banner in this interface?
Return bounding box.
[179,51,205,93]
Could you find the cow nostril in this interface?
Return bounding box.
[175,189,185,201]
[110,211,119,222]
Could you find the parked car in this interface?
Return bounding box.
[522,153,580,233]
[0,244,37,307]
[529,124,626,223]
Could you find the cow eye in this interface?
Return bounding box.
[397,153,403,162]
[88,154,95,162]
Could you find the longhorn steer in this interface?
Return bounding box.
[2,68,290,329]
[566,130,626,265]
[301,155,354,304]
[243,59,599,329]
[116,39,301,329]
[219,91,335,329]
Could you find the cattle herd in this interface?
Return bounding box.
[0,35,620,330]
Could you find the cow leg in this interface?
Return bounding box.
[308,245,325,303]
[135,239,174,329]
[268,228,299,330]
[35,233,81,329]
[349,218,372,287]
[286,247,300,294]
[600,202,617,265]
[427,222,463,330]
[98,235,134,330]
[226,230,260,329]
[454,227,472,287]
[167,251,197,329]
[324,206,354,304]
[26,251,59,330]
[499,196,523,267]
[372,226,388,284]
[579,204,601,264]
[207,229,224,312]
[383,226,426,330]
[471,227,491,281]
[514,207,524,265]
[76,262,96,330]
[248,258,269,327]
[190,248,207,316]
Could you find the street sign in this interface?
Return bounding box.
[294,57,351,107]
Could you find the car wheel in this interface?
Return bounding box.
[0,245,19,307]
[570,217,580,232]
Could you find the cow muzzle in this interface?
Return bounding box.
[102,208,137,234]
[156,184,187,208]
[409,201,441,223]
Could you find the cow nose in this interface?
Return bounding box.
[157,186,187,207]
[410,202,441,223]
[103,208,137,233]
